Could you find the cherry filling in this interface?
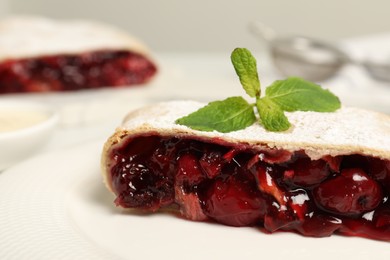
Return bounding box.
[109,134,390,241]
[0,50,157,93]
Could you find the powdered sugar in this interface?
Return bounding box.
[119,100,390,160]
[0,16,149,61]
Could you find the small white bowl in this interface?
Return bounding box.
[0,100,59,171]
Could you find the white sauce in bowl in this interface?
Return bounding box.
[0,109,48,133]
[0,101,58,171]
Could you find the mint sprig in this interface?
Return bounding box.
[176,48,341,132]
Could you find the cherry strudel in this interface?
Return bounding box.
[101,101,390,241]
[0,16,157,93]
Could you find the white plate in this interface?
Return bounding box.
[0,141,389,260]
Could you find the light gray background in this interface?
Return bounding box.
[1,0,390,51]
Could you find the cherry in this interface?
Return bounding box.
[199,151,224,179]
[340,217,390,241]
[201,175,267,227]
[367,158,390,190]
[264,209,298,232]
[284,157,331,187]
[259,149,293,164]
[111,136,175,210]
[112,162,174,210]
[222,149,238,162]
[296,214,342,237]
[176,153,205,187]
[374,204,390,228]
[254,165,286,206]
[288,189,311,220]
[313,168,383,215]
[264,189,310,232]
[322,155,342,172]
[174,186,207,221]
[118,135,160,160]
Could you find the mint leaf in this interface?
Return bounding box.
[231,48,260,98]
[265,77,341,112]
[257,97,291,132]
[176,96,256,133]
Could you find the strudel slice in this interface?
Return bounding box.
[101,101,390,241]
[0,16,157,93]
